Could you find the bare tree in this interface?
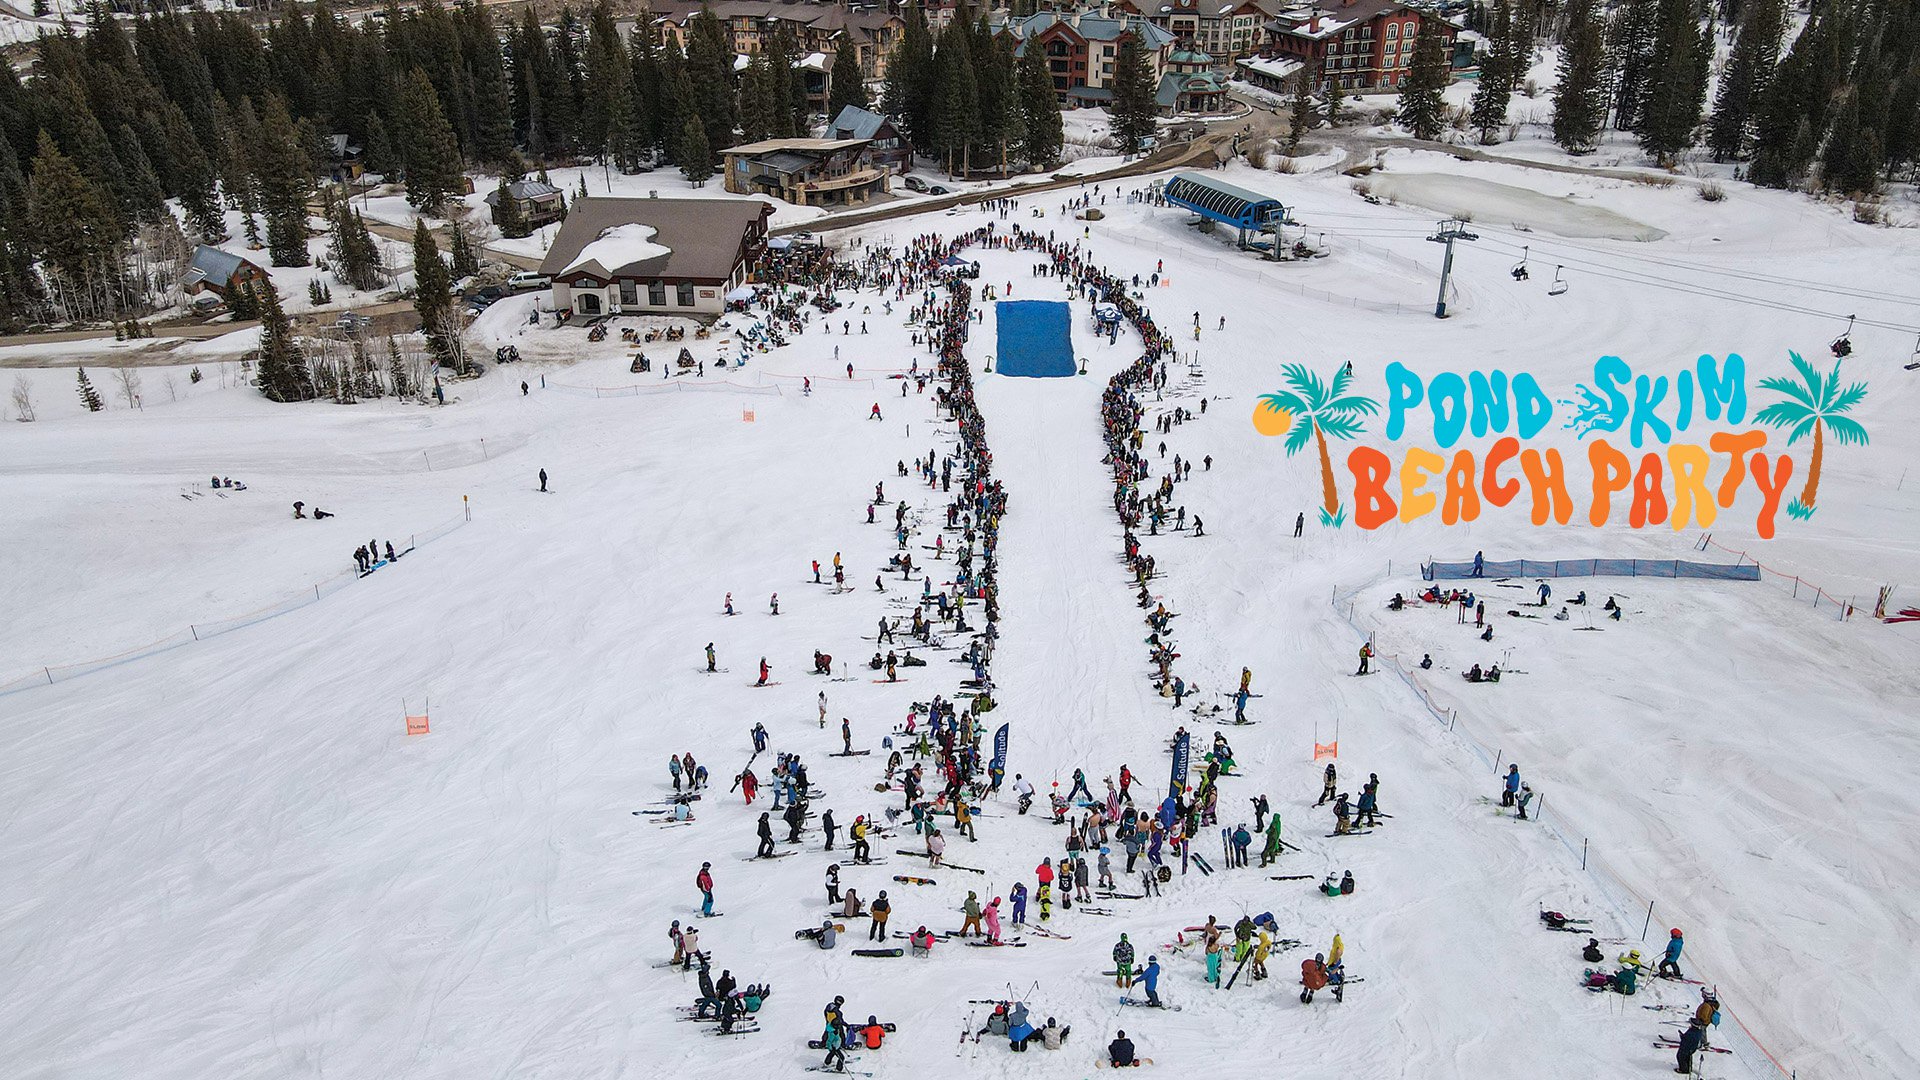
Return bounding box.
[9,375,34,422]
[112,359,143,409]
[162,371,180,401]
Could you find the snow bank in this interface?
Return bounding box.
[1365,172,1668,241]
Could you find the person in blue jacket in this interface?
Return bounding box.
[1659,928,1686,978]
[1007,1001,1036,1050]
[1675,1017,1707,1073]
[1132,956,1162,1006]
[1502,764,1522,807]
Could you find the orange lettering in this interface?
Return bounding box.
[1588,440,1631,526]
[1482,437,1521,507]
[1348,447,1397,530]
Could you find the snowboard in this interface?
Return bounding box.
[893,875,937,885]
[750,681,782,687]
[1325,831,1374,838]
[1096,1060,1155,1068]
[696,912,725,918]
[1117,998,1179,1011]
[745,851,797,861]
[831,750,873,757]
[796,924,848,939]
[852,948,905,957]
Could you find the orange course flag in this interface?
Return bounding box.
[1313,741,1338,761]
[406,714,430,736]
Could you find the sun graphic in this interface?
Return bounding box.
[1251,398,1294,437]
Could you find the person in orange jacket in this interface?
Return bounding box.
[1300,953,1329,1003]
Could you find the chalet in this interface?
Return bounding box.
[325,134,363,182]
[650,0,903,81]
[484,179,567,231]
[827,106,912,174]
[1008,8,1176,108]
[1111,0,1277,60]
[1259,0,1454,92]
[1157,48,1229,114]
[181,246,270,301]
[540,197,772,318]
[720,138,889,206]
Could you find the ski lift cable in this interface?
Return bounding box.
[1473,238,1920,334]
[1471,225,1920,308]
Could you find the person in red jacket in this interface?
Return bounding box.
[1300,953,1328,1003]
[860,1016,888,1049]
[737,769,759,805]
[696,862,715,916]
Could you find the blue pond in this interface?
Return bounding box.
[994,301,1075,378]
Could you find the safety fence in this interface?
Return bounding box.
[0,507,472,699]
[1424,557,1760,582]
[1694,534,1885,622]
[546,378,782,398]
[1091,222,1461,316]
[1333,583,1794,1080]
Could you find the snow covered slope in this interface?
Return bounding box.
[2,157,1915,1080]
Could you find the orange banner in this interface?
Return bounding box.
[406,714,429,736]
[742,409,756,422]
[1313,741,1338,761]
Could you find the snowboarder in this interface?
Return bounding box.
[1113,934,1135,988]
[725,593,735,616]
[1471,550,1484,577]
[870,890,892,940]
[770,593,780,616]
[1108,1030,1137,1068]
[696,862,715,915]
[1132,956,1162,1005]
[825,865,841,906]
[1300,954,1329,1003]
[1317,763,1337,806]
[757,657,770,686]
[1260,812,1285,867]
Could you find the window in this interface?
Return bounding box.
[619,280,638,307]
[1386,22,1398,38]
[677,282,695,307]
[649,281,666,306]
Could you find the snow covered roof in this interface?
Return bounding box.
[828,105,896,142]
[1235,55,1302,81]
[183,245,262,289]
[484,179,562,207]
[1011,11,1176,49]
[560,224,673,279]
[539,197,771,282]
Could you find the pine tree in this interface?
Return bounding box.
[684,6,737,160]
[933,16,981,173]
[1707,0,1784,161]
[400,69,465,214]
[973,13,1014,175]
[254,95,314,267]
[464,6,516,167]
[1636,0,1705,165]
[448,224,479,279]
[737,56,774,144]
[28,132,128,322]
[830,40,869,119]
[1396,21,1450,142]
[1747,11,1831,189]
[387,335,413,398]
[629,22,664,152]
[1287,66,1314,153]
[678,113,713,184]
[163,104,224,242]
[76,367,105,411]
[1553,0,1607,153]
[887,2,937,154]
[113,124,166,224]
[253,280,315,402]
[410,219,461,370]
[1324,63,1345,126]
[1605,0,1659,132]
[1469,0,1512,143]
[494,177,531,238]
[362,112,395,177]
[1110,34,1158,157]
[1016,44,1062,170]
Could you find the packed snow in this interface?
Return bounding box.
[3,146,1917,1080]
[560,223,674,277]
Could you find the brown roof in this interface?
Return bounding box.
[539,197,771,282]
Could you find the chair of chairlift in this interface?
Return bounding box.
[1906,333,1920,371]
[1510,245,1530,281]
[1547,266,1568,297]
[1830,314,1855,358]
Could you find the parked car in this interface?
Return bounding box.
[335,312,372,335]
[506,271,551,291]
[902,175,928,193]
[927,185,950,196]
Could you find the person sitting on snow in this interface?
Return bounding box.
[1387,593,1405,611]
[1466,664,1485,682]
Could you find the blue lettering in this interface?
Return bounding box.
[1697,354,1745,423]
[1468,370,1510,438]
[1630,374,1672,447]
[1515,373,1551,438]
[1430,372,1468,449]
[1384,362,1423,441]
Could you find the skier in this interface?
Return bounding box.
[822,808,837,851]
[1010,882,1028,925]
[1068,769,1092,803]
[757,657,770,686]
[1230,823,1252,867]
[825,865,841,906]
[1355,778,1379,828]
[1472,550,1485,577]
[1502,764,1522,807]
[752,722,768,753]
[821,1023,847,1072]
[1515,783,1535,820]
[756,812,775,858]
[1113,934,1135,988]
[1132,956,1162,1005]
[1300,953,1329,1003]
[1659,928,1686,979]
[1355,642,1372,675]
[725,593,735,616]
[1582,938,1604,963]
[1676,1017,1708,1074]
[961,891,984,937]
[706,643,717,673]
[878,616,894,643]
[681,925,701,970]
[984,897,1002,943]
[851,816,871,863]
[696,862,715,915]
[670,755,684,792]
[1260,812,1285,867]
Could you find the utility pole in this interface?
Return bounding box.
[1426,218,1477,319]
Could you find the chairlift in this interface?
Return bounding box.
[1905,332,1920,371]
[1510,245,1530,281]
[1829,314,1855,358]
[1547,265,1568,297]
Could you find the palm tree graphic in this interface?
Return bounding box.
[1754,351,1870,520]
[1257,364,1380,527]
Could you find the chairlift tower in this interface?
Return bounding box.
[1426,218,1478,319]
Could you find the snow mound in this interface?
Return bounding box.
[562,223,672,276]
[1366,172,1668,241]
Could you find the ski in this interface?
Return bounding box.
[966,940,1024,948]
[831,750,873,757]
[1655,1040,1730,1055]
[1024,925,1071,939]
[744,852,797,861]
[1117,998,1179,1011]
[1324,831,1374,837]
[1270,875,1314,881]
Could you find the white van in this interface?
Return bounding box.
[507,271,551,291]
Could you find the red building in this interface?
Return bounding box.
[1261,0,1453,92]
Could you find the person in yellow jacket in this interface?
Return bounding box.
[1251,929,1272,982]
[1328,933,1344,970]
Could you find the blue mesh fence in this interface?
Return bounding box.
[1423,558,1760,582]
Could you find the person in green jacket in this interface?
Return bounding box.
[1260,813,1285,867]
